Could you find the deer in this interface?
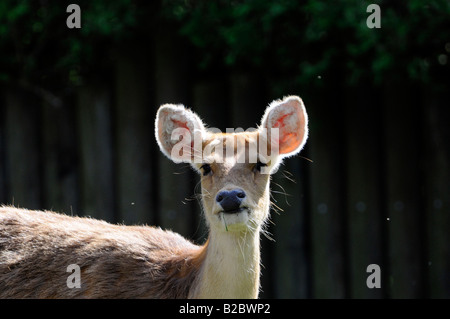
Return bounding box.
[0,95,308,298]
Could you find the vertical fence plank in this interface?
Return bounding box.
[193,79,230,130]
[383,83,426,298]
[77,84,115,222]
[154,25,197,239]
[344,86,385,298]
[41,102,61,211]
[271,159,310,298]
[115,47,155,225]
[0,93,5,204]
[58,101,79,213]
[41,101,79,215]
[423,87,450,298]
[229,73,266,129]
[4,91,42,209]
[308,89,348,298]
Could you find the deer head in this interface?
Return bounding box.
[155,96,308,236]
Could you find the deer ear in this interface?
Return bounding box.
[155,104,206,163]
[260,96,308,157]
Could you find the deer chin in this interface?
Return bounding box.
[217,208,252,232]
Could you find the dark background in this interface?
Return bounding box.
[0,0,449,298]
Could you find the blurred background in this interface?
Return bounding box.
[0,0,449,298]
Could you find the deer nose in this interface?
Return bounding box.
[216,189,246,213]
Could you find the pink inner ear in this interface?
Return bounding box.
[279,133,299,154]
[273,112,293,128]
[271,111,302,154]
[172,119,189,131]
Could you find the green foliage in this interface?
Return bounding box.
[0,0,139,88]
[0,1,448,92]
[163,0,450,87]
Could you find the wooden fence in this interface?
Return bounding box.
[0,32,448,299]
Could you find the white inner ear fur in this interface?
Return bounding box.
[155,104,206,163]
[259,95,309,173]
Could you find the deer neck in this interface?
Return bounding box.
[190,228,261,299]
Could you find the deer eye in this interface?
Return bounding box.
[253,161,268,173]
[200,163,212,176]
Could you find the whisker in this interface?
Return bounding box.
[271,181,293,206]
[282,170,294,177]
[261,226,275,241]
[271,190,292,197]
[270,193,278,203]
[172,164,192,175]
[281,170,296,183]
[272,182,288,196]
[269,203,282,216]
[298,155,313,163]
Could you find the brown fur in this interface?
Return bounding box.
[0,207,205,298]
